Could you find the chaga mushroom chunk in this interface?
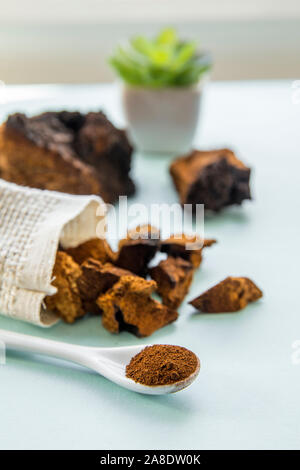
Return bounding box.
[1,111,135,204]
[45,251,84,323]
[170,148,251,211]
[126,224,160,240]
[115,225,160,277]
[77,258,135,313]
[96,275,178,337]
[64,238,116,265]
[149,257,194,309]
[189,276,263,313]
[74,111,135,202]
[160,234,216,268]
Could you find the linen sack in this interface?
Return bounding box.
[0,180,106,326]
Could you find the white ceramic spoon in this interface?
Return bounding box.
[0,329,200,395]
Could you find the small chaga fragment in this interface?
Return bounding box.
[74,111,135,201]
[77,258,135,313]
[64,238,116,265]
[170,149,251,211]
[45,251,84,323]
[0,115,104,198]
[126,345,199,386]
[150,257,194,309]
[96,275,178,337]
[115,225,160,277]
[160,234,216,268]
[189,276,263,313]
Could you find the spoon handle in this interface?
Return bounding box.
[0,328,90,365]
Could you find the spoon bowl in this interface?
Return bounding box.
[0,329,200,395]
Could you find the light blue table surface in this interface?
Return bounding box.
[0,81,299,450]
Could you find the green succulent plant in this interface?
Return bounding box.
[109,28,211,88]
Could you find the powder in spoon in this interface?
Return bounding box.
[126,344,199,386]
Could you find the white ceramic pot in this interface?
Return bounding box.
[122,82,205,154]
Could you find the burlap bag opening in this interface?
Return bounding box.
[0,180,106,326]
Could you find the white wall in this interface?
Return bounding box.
[1,1,300,84]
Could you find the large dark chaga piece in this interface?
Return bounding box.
[73,112,135,200]
[170,149,251,211]
[0,111,135,203]
[77,258,135,314]
[96,275,178,337]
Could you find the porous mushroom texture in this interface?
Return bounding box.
[189,276,263,313]
[64,238,116,265]
[45,251,84,323]
[126,344,199,386]
[149,256,194,309]
[160,234,216,268]
[115,225,160,277]
[0,110,135,203]
[170,148,251,211]
[96,275,178,337]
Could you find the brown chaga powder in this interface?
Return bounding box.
[189,276,263,313]
[126,345,199,386]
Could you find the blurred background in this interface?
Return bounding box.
[1,0,300,84]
